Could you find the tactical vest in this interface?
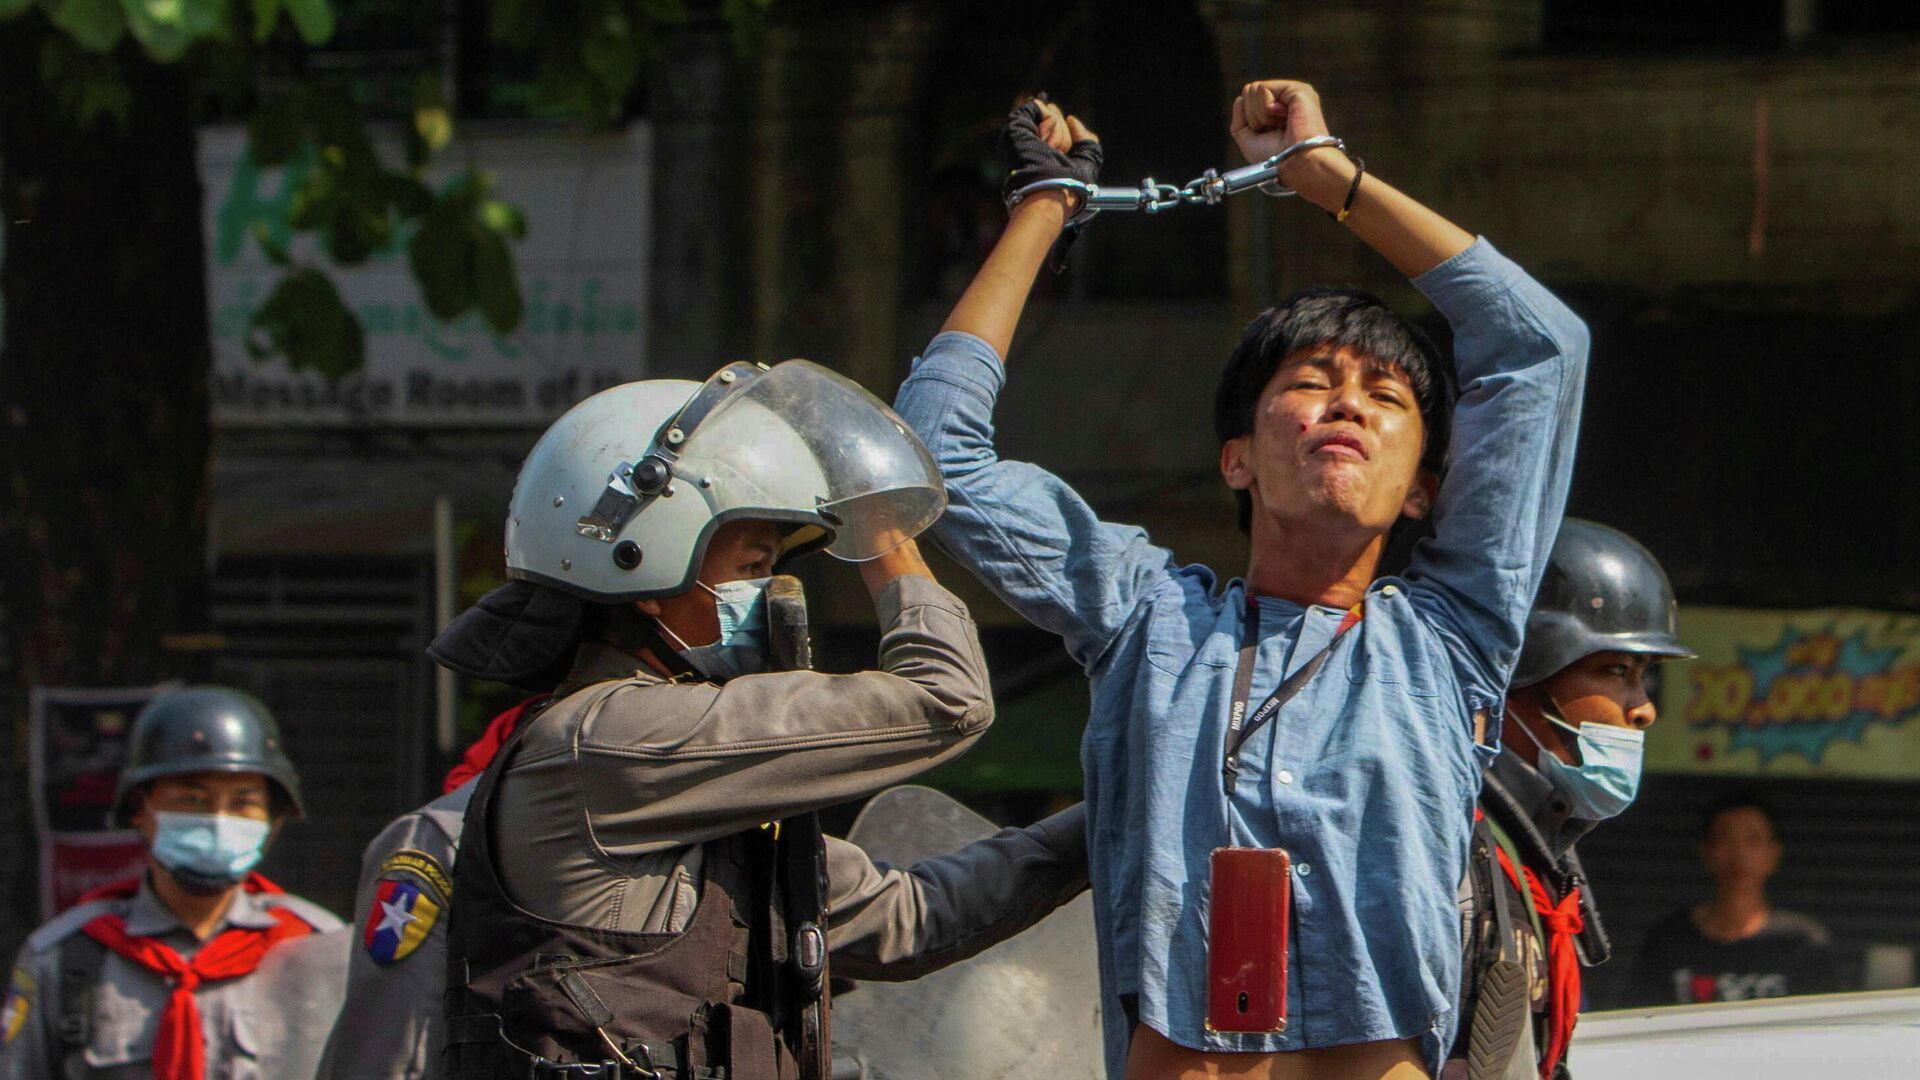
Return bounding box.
[442,721,828,1080]
[1457,789,1610,1080]
[1457,816,1552,1080]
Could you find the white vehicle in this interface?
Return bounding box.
[1571,989,1920,1078]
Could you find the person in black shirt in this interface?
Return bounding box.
[1626,792,1844,1005]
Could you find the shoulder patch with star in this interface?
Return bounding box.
[378,849,453,900]
[3,966,32,1045]
[363,849,450,966]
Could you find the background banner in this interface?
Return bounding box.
[203,124,653,428]
[1652,607,1920,779]
[29,686,173,916]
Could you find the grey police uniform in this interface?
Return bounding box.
[316,784,472,1080]
[330,576,1089,1079]
[488,575,1078,953]
[0,877,341,1080]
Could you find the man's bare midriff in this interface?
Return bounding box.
[1123,1023,1428,1080]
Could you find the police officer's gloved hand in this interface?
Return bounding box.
[998,96,1103,208]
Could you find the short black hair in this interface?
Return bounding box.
[1213,288,1456,533]
[1701,789,1781,843]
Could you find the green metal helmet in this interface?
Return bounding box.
[113,687,303,824]
[1511,519,1696,689]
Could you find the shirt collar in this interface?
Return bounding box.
[121,876,184,938]
[1489,745,1595,857]
[221,885,283,930]
[123,873,282,939]
[554,639,664,697]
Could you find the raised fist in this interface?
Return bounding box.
[998,94,1103,207]
[1230,79,1331,165]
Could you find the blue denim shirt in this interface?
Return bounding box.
[893,239,1587,1075]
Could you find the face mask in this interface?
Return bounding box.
[656,577,771,681]
[1509,707,1645,821]
[150,811,271,892]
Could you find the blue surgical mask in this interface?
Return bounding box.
[150,811,271,888]
[1510,709,1645,821]
[658,577,771,681]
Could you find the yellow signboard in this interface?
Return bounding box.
[1652,607,1920,778]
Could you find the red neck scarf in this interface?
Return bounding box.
[77,874,313,1080]
[440,695,548,793]
[1493,847,1584,1080]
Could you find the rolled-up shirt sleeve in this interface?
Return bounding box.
[893,331,1175,671]
[573,575,997,854]
[826,802,1089,981]
[1405,239,1589,710]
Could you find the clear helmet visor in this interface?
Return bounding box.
[673,360,946,561]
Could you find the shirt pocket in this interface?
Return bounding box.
[1343,627,1441,698]
[223,1001,271,1080]
[1142,594,1230,677]
[82,1006,152,1073]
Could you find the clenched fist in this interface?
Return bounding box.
[1229,79,1351,209]
[999,94,1103,210]
[1230,79,1331,163]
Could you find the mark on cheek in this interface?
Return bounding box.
[1297,422,1309,434]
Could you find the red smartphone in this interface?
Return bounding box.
[1206,846,1291,1033]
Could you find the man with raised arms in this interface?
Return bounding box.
[894,81,1589,1079]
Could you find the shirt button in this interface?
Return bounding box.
[1380,584,1400,597]
[1297,862,1312,876]
[1277,769,1294,785]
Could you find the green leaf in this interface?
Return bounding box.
[579,27,640,109]
[245,90,304,165]
[249,220,291,266]
[408,190,480,321]
[287,166,333,230]
[301,83,377,174]
[48,0,128,52]
[249,0,279,40]
[36,32,130,126]
[282,0,331,44]
[250,268,365,380]
[327,201,377,264]
[479,199,526,240]
[121,0,227,63]
[380,173,433,218]
[406,174,521,331]
[473,227,522,334]
[412,72,454,155]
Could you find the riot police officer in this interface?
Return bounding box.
[1451,520,1696,1080]
[427,361,1088,1080]
[0,687,342,1079]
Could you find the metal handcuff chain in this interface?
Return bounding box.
[1006,135,1348,228]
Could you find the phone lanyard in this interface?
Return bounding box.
[1222,597,1363,794]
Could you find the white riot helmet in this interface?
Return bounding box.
[504,359,947,601]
